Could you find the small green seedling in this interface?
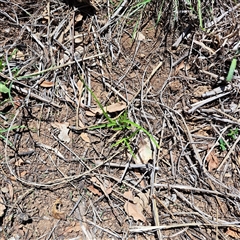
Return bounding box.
[0,82,10,94]
[227,128,239,140]
[219,138,227,151]
[81,79,159,155]
[0,81,13,107]
[119,184,128,193]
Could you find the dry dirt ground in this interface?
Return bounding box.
[0,0,240,239]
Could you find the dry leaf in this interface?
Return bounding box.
[20,171,27,177]
[77,81,83,98]
[137,191,149,208]
[137,191,151,215]
[40,80,54,88]
[87,185,102,196]
[135,32,145,41]
[80,132,90,143]
[75,14,83,23]
[51,122,70,143]
[175,61,185,74]
[226,227,240,238]
[134,138,153,164]
[8,184,14,201]
[9,176,17,181]
[195,129,209,137]
[85,110,96,117]
[75,37,82,44]
[52,199,65,220]
[138,138,153,164]
[86,108,104,116]
[41,7,49,22]
[105,187,113,195]
[64,223,81,234]
[175,61,191,74]
[185,63,191,71]
[90,177,112,196]
[1,187,8,193]
[12,50,25,60]
[15,159,24,166]
[0,197,6,217]
[90,176,100,185]
[86,102,126,116]
[206,150,219,172]
[124,201,146,222]
[75,45,84,53]
[123,190,148,222]
[106,102,126,113]
[78,119,85,128]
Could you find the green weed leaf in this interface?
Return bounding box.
[219,138,227,151]
[227,128,238,140]
[0,82,10,94]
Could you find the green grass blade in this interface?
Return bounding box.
[122,120,159,148]
[79,77,113,123]
[197,0,203,29]
[89,124,109,130]
[0,135,13,147]
[226,58,237,82]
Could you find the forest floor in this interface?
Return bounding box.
[0,0,240,239]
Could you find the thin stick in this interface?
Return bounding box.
[11,85,61,108]
[17,53,104,79]
[5,146,123,188]
[129,61,163,106]
[217,134,240,171]
[129,222,240,233]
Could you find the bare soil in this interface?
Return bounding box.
[0,0,240,239]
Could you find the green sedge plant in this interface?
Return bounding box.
[185,0,204,29]
[128,0,160,38]
[197,0,203,29]
[0,49,24,146]
[0,125,24,147]
[226,49,239,82]
[0,48,19,103]
[81,78,159,155]
[155,1,165,26]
